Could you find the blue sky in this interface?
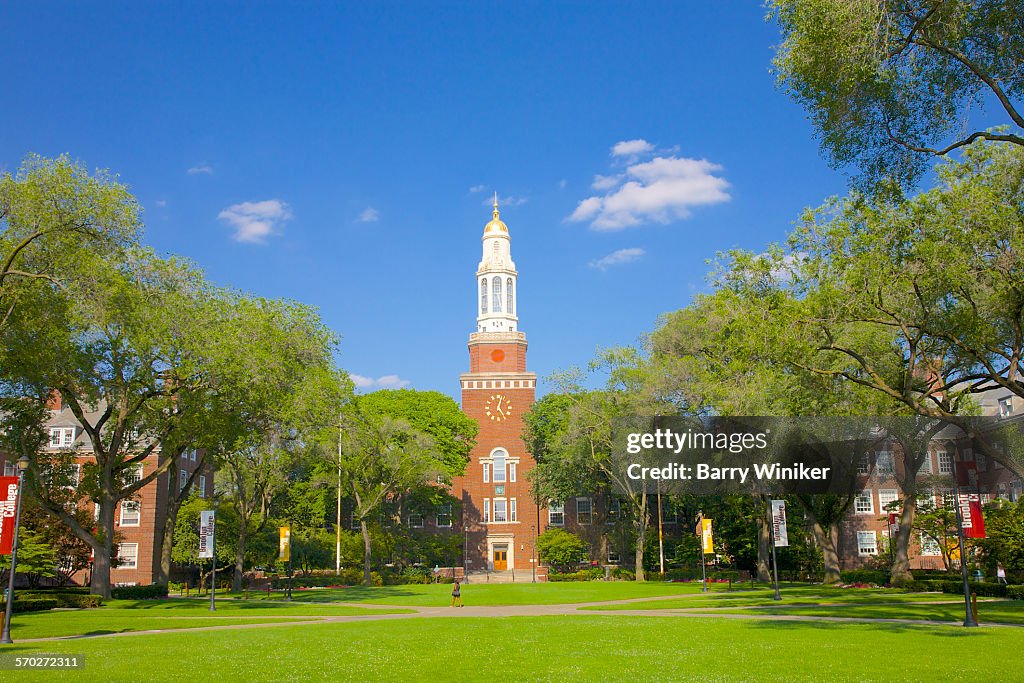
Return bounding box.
[2,2,853,399]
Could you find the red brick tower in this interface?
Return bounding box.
[454,197,541,574]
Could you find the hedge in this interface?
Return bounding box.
[1007,585,1024,600]
[548,568,605,582]
[111,584,169,600]
[941,580,1009,598]
[0,598,59,613]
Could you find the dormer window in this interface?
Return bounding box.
[49,427,76,448]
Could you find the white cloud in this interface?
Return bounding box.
[187,163,214,175]
[591,174,621,190]
[611,139,654,157]
[567,150,730,231]
[558,179,567,190]
[469,184,487,193]
[351,373,411,390]
[483,195,528,208]
[357,207,380,223]
[217,199,292,244]
[589,247,646,271]
[154,199,168,208]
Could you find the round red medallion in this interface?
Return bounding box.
[490,349,505,362]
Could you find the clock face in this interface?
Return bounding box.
[484,394,512,421]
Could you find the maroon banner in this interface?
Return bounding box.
[955,460,979,488]
[0,476,19,555]
[958,493,987,539]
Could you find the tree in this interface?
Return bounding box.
[536,528,588,573]
[0,530,56,588]
[0,154,140,333]
[338,391,469,585]
[977,498,1024,574]
[770,0,1024,189]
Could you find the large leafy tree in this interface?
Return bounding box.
[770,0,1024,189]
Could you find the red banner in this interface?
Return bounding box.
[0,476,19,555]
[958,493,987,539]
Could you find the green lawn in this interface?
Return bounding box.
[5,615,1024,682]
[5,601,412,640]
[700,600,1024,625]
[228,581,711,606]
[581,585,994,611]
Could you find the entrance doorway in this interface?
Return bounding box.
[493,546,508,571]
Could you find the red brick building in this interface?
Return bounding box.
[452,199,544,575]
[1,398,212,586]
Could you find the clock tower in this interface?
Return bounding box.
[455,197,542,575]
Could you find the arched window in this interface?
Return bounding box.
[507,278,513,315]
[480,278,487,314]
[491,448,507,483]
[492,276,502,313]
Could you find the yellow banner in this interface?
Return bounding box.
[279,526,291,562]
[701,519,714,555]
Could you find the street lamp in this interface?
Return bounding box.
[1,455,30,645]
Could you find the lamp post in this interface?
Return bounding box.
[1,455,30,645]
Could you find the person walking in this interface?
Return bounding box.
[997,563,1008,585]
[451,579,463,607]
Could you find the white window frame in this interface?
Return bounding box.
[855,491,874,515]
[484,498,490,523]
[918,454,933,475]
[999,396,1014,418]
[937,451,953,475]
[919,534,941,556]
[2,461,15,477]
[875,451,894,476]
[49,427,75,448]
[608,551,620,565]
[857,530,878,556]
[878,489,899,510]
[67,463,81,487]
[125,463,143,485]
[198,474,206,498]
[117,543,139,570]
[482,462,490,483]
[119,500,141,527]
[576,497,593,525]
[407,513,424,529]
[492,452,507,483]
[510,498,517,523]
[509,461,517,483]
[493,499,508,523]
[179,469,187,492]
[548,502,564,526]
[436,504,452,528]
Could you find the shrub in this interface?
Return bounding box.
[0,598,59,613]
[941,580,1008,598]
[1006,585,1024,600]
[840,570,889,585]
[111,584,169,600]
[536,529,589,573]
[548,568,604,582]
[611,568,635,581]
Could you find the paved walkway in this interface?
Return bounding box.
[16,594,1022,643]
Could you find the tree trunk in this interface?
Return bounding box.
[360,518,372,585]
[756,514,771,582]
[890,499,917,586]
[811,521,841,584]
[90,488,117,599]
[233,523,248,592]
[633,490,647,582]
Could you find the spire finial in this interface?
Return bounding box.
[493,192,499,219]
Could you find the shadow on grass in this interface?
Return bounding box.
[740,616,997,637]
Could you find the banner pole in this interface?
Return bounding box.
[768,500,781,601]
[209,514,216,612]
[952,454,978,627]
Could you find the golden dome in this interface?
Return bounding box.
[484,193,508,236]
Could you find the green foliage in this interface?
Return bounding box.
[548,568,605,582]
[978,498,1024,572]
[769,0,1024,190]
[110,584,169,600]
[1007,585,1024,600]
[537,528,589,573]
[0,530,56,587]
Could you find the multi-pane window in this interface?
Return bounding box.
[67,463,81,487]
[484,498,491,523]
[119,500,140,527]
[117,543,139,569]
[875,451,894,476]
[125,464,143,485]
[49,427,75,448]
[492,452,506,483]
[919,534,941,556]
[510,498,517,523]
[878,489,899,511]
[508,462,517,483]
[576,497,593,525]
[918,454,933,475]
[608,497,622,524]
[937,451,953,474]
[549,502,564,526]
[999,397,1014,418]
[480,278,488,314]
[857,531,878,556]
[407,513,424,528]
[482,462,490,483]
[2,461,15,477]
[492,276,502,313]
[856,455,870,475]
[940,488,955,509]
[506,277,513,314]
[437,504,452,528]
[855,491,874,514]
[198,475,206,498]
[493,499,507,523]
[916,489,934,507]
[179,469,187,492]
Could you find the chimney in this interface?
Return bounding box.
[45,389,62,412]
